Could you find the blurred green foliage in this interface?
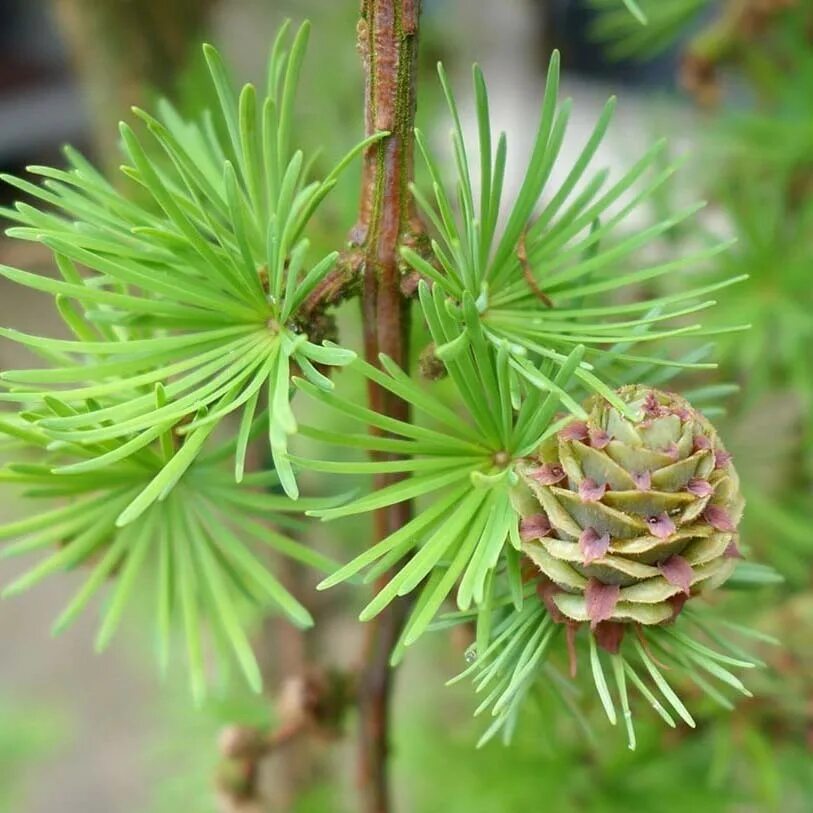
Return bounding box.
[0,698,66,813]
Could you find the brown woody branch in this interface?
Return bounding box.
[219,3,425,810]
[216,670,354,812]
[353,2,424,812]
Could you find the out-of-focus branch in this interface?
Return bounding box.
[50,0,217,169]
[216,670,355,813]
[681,0,798,106]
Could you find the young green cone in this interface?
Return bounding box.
[515,386,744,633]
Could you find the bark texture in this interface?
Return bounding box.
[353,2,424,812]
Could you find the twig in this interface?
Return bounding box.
[353,2,424,811]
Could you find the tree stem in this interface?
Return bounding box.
[353,2,423,811]
[51,0,214,171]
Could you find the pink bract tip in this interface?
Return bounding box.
[724,540,744,559]
[705,504,737,533]
[531,463,566,486]
[715,449,733,468]
[659,555,693,596]
[519,514,551,542]
[579,478,607,503]
[687,478,713,497]
[647,512,676,539]
[579,527,611,565]
[588,428,611,449]
[559,421,589,442]
[585,579,621,629]
[632,470,652,491]
[693,435,712,452]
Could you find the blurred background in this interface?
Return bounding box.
[0,1,811,811]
